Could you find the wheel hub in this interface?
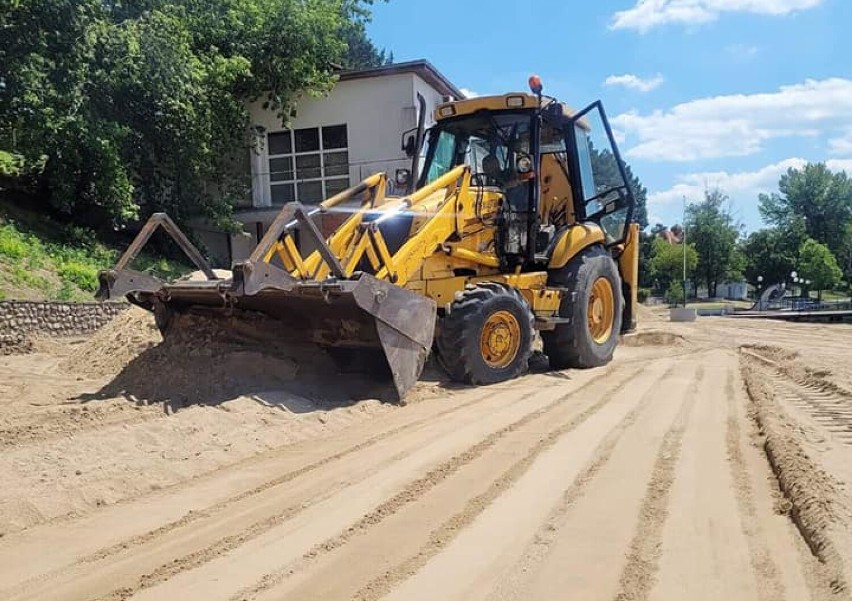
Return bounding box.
[587,277,615,344]
[480,310,521,368]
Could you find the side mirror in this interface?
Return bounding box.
[402,134,416,157]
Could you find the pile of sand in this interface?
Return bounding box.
[635,303,666,323]
[620,330,684,347]
[61,308,394,407]
[61,305,161,377]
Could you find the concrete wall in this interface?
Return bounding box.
[0,301,128,354]
[248,73,416,202]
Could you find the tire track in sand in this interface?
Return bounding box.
[361,359,683,601]
[724,366,788,601]
[3,371,615,601]
[1,387,497,595]
[740,352,851,599]
[103,365,647,601]
[611,364,703,601]
[481,359,703,601]
[226,362,656,601]
[356,361,681,601]
[262,369,671,601]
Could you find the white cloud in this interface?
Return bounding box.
[604,73,664,92]
[459,88,479,99]
[648,158,805,209]
[827,158,852,173]
[612,78,852,162]
[611,0,823,33]
[829,129,852,155]
[648,157,852,214]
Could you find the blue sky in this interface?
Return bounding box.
[368,0,852,231]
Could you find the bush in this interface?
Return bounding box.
[0,224,31,259]
[57,260,99,292]
[666,281,685,306]
[638,287,651,303]
[0,151,24,177]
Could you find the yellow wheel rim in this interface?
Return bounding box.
[480,310,522,369]
[588,277,615,344]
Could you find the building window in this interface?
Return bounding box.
[267,124,349,204]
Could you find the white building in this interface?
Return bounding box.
[195,60,463,266]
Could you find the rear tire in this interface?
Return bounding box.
[542,245,623,369]
[435,284,534,385]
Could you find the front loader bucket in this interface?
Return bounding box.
[228,267,437,400]
[97,207,437,400]
[100,264,436,400]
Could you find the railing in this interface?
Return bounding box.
[754,297,852,312]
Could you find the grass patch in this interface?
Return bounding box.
[0,224,35,259]
[0,216,191,301]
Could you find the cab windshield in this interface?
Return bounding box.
[419,112,533,188]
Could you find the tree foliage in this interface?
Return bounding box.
[741,227,803,288]
[759,163,852,274]
[665,280,685,306]
[649,237,697,293]
[798,238,842,298]
[685,188,743,297]
[340,12,392,69]
[0,0,381,232]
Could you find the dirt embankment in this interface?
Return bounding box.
[741,346,852,595]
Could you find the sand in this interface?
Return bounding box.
[0,305,851,601]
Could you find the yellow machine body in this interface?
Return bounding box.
[99,91,640,400]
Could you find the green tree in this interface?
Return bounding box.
[685,188,743,298]
[759,163,852,274]
[590,148,648,229]
[740,227,804,289]
[649,237,697,293]
[665,280,685,307]
[0,0,382,232]
[798,238,843,299]
[340,16,392,69]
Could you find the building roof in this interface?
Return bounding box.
[338,60,465,100]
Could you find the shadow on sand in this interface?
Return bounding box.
[75,339,400,413]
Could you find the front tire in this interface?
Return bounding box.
[542,245,623,369]
[435,284,534,385]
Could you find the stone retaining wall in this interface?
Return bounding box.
[0,300,128,353]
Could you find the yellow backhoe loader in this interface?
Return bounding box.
[97,77,640,400]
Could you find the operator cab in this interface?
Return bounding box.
[405,79,635,270]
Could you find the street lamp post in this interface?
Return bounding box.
[791,271,798,301]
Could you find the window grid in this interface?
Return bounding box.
[268,125,349,205]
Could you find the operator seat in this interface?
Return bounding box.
[482,154,503,186]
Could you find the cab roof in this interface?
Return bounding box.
[434,93,580,122]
